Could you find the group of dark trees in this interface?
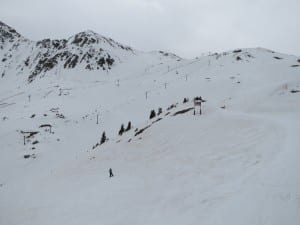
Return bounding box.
[96,121,132,149]
[91,131,107,149]
[149,107,162,119]
[118,121,132,136]
[98,96,200,148]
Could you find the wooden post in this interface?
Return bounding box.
[117,79,120,87]
[145,91,148,100]
[28,95,31,102]
[96,114,99,124]
[185,75,188,81]
[23,136,26,145]
[200,103,202,115]
[164,83,167,89]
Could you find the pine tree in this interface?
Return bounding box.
[149,109,156,119]
[119,124,125,136]
[157,108,162,115]
[100,132,106,144]
[125,121,131,131]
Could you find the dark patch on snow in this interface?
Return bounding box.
[173,107,194,116]
[236,56,242,61]
[290,90,300,93]
[152,118,162,124]
[32,140,39,145]
[233,49,242,53]
[56,113,65,119]
[21,131,39,138]
[23,154,36,159]
[167,104,177,111]
[64,55,79,69]
[134,125,151,136]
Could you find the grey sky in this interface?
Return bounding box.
[1,0,300,58]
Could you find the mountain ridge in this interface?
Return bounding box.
[0,21,299,85]
[0,21,136,82]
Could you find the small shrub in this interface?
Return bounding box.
[183,98,189,103]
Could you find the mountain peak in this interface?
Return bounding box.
[69,30,134,51]
[0,21,21,43]
[0,21,138,82]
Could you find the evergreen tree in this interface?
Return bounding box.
[119,124,125,136]
[125,121,131,131]
[157,107,162,115]
[100,132,106,144]
[149,109,156,119]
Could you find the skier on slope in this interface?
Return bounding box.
[109,168,114,177]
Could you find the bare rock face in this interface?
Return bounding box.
[0,21,135,83]
[0,21,21,45]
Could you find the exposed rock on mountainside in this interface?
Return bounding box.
[0,21,134,82]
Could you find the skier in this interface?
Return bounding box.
[109,168,114,177]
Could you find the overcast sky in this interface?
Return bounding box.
[1,0,300,58]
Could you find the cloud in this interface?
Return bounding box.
[0,0,299,58]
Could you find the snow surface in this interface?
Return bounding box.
[1,37,300,225]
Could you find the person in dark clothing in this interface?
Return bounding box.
[109,168,114,177]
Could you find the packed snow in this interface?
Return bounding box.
[1,23,300,225]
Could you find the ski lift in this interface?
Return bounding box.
[193,96,206,115]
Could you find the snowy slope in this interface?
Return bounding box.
[1,22,300,225]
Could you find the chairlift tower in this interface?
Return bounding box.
[193,96,205,115]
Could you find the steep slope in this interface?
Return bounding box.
[1,22,300,225]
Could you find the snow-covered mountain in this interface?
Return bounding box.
[1,21,300,225]
[0,21,137,82]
